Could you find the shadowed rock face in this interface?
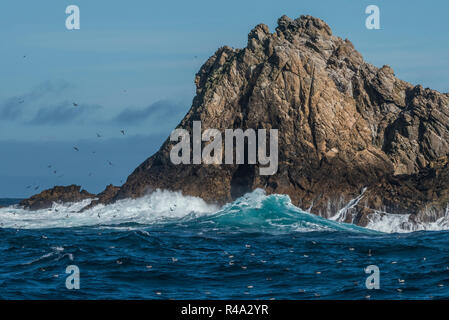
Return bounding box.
[20,15,449,226]
[19,185,94,210]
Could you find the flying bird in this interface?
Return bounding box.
[107,160,114,166]
[120,130,125,135]
[73,147,79,152]
[96,133,102,138]
[73,102,78,107]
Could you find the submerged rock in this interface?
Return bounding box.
[21,15,449,226]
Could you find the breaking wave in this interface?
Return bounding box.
[1,189,449,233]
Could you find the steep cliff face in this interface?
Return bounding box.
[114,15,449,225]
[21,15,449,226]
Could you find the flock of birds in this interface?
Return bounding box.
[19,52,202,194]
[20,91,128,193]
[112,243,445,299]
[5,222,444,299]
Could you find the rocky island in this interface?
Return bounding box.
[20,15,449,226]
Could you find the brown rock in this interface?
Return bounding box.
[96,184,121,203]
[20,185,94,210]
[81,184,120,211]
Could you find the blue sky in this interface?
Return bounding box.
[1,0,448,197]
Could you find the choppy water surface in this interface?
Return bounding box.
[0,190,448,299]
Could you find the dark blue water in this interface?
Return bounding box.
[0,199,22,207]
[1,193,448,299]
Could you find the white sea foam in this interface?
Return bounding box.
[1,188,449,233]
[328,192,449,233]
[363,210,449,233]
[0,189,218,229]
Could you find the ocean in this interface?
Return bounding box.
[0,189,448,299]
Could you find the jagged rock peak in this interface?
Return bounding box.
[276,15,332,37]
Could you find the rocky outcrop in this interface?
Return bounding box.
[112,15,449,225]
[21,15,449,226]
[95,184,121,204]
[80,184,120,211]
[19,185,94,210]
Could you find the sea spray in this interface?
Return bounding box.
[2,189,449,233]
